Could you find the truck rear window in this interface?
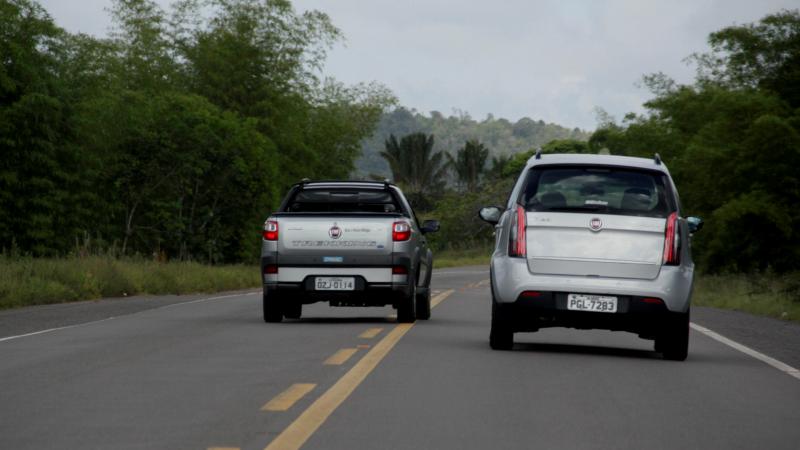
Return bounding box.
[518,165,674,218]
[285,189,401,213]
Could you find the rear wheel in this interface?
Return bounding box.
[283,300,302,320]
[489,301,513,350]
[657,310,689,361]
[415,286,431,320]
[263,290,283,323]
[397,285,417,323]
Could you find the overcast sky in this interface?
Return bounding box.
[39,0,799,130]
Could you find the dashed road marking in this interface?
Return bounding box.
[691,323,800,380]
[323,348,359,366]
[358,328,383,339]
[263,289,454,450]
[261,383,317,412]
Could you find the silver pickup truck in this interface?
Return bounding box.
[261,180,439,323]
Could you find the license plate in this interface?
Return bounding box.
[567,294,617,313]
[314,277,355,291]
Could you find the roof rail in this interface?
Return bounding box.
[654,153,662,165]
[535,147,542,160]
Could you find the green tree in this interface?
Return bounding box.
[692,9,800,107]
[0,0,97,255]
[381,132,448,209]
[448,139,489,191]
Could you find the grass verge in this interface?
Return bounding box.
[433,247,492,269]
[693,273,800,322]
[0,255,259,310]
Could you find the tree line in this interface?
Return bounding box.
[355,107,589,178]
[1,0,393,262]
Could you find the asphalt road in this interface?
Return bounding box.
[1,266,798,450]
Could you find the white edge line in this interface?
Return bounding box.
[690,322,800,380]
[0,290,261,344]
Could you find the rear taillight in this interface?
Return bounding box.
[663,212,680,265]
[264,264,278,274]
[392,265,408,275]
[263,219,278,241]
[392,221,411,241]
[508,204,527,257]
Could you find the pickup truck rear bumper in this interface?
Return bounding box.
[262,265,413,307]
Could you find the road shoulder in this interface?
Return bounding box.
[692,306,800,369]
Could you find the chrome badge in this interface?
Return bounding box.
[328,223,343,239]
[589,217,603,232]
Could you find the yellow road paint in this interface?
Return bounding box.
[431,289,455,309]
[358,327,383,339]
[323,348,358,366]
[357,344,371,349]
[261,383,316,412]
[263,290,454,450]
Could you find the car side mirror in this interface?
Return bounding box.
[479,206,502,225]
[687,216,703,233]
[421,219,440,234]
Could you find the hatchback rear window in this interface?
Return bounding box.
[518,165,674,218]
[285,189,401,213]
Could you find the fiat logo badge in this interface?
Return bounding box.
[328,223,343,239]
[589,217,603,231]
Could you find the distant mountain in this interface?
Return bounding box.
[353,107,590,178]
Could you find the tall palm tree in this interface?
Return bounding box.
[448,139,490,191]
[381,133,448,208]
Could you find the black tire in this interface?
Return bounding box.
[283,300,302,320]
[262,290,283,323]
[657,310,690,361]
[397,285,416,323]
[415,286,431,320]
[489,301,513,350]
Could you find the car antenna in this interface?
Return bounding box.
[535,147,542,159]
[654,153,662,165]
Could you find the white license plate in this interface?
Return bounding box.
[314,277,355,291]
[567,294,618,313]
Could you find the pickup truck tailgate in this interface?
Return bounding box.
[278,217,394,256]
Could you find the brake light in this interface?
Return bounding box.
[508,204,526,257]
[392,265,408,275]
[642,297,663,304]
[263,219,278,241]
[264,264,278,274]
[520,291,542,298]
[392,221,411,241]
[663,212,680,265]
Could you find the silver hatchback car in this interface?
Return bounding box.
[479,152,703,360]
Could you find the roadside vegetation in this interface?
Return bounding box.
[693,273,800,322]
[0,254,259,310]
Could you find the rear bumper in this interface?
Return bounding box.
[494,291,680,338]
[491,257,694,313]
[261,262,412,307]
[265,281,407,306]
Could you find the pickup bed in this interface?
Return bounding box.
[261,180,439,323]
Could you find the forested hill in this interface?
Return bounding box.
[354,107,590,177]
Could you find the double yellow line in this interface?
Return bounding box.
[264,289,454,450]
